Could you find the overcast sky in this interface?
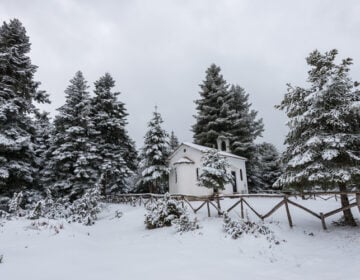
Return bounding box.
[1,0,359,150]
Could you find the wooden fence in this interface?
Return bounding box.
[104,192,360,230]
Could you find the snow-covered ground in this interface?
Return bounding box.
[1,197,360,280]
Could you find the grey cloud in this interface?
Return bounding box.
[1,0,359,150]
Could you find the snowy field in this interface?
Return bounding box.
[1,197,360,280]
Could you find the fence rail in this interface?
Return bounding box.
[104,192,360,230]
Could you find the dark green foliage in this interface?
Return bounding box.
[45,71,98,201]
[276,49,360,190]
[68,186,102,225]
[228,85,264,159]
[227,85,264,192]
[192,64,232,147]
[251,142,283,192]
[169,130,179,153]
[33,111,52,190]
[276,49,360,225]
[90,73,136,194]
[144,193,186,229]
[0,19,49,196]
[192,65,264,192]
[138,109,170,193]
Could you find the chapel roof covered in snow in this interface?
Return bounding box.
[169,142,247,161]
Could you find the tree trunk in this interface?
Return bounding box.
[339,183,357,226]
[149,184,154,194]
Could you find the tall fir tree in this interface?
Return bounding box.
[275,49,360,226]
[33,111,52,190]
[227,84,264,192]
[192,64,232,147]
[45,71,98,201]
[169,130,179,153]
[253,142,282,192]
[227,85,264,158]
[90,73,136,195]
[192,65,264,192]
[0,19,49,197]
[138,108,170,193]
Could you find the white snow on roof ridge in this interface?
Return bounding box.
[182,142,247,161]
[183,142,211,152]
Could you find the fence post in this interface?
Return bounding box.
[206,200,211,217]
[320,212,327,230]
[284,197,293,228]
[216,195,221,216]
[356,193,360,213]
[240,198,244,219]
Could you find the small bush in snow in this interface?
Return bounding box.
[172,214,200,233]
[26,189,69,220]
[144,193,186,229]
[68,187,102,226]
[114,210,123,219]
[0,210,10,220]
[8,192,25,216]
[25,187,102,226]
[28,201,43,219]
[223,212,279,244]
[48,197,72,220]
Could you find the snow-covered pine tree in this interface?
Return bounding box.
[45,71,98,201]
[138,108,170,193]
[169,131,179,153]
[255,142,282,192]
[227,84,264,192]
[198,149,233,193]
[90,73,135,195]
[8,191,23,214]
[192,64,232,147]
[121,136,138,172]
[192,65,263,192]
[68,185,102,225]
[0,19,49,197]
[144,192,186,229]
[275,49,360,226]
[33,111,52,190]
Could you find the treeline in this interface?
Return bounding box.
[0,19,137,202]
[0,19,181,205]
[2,18,359,226]
[0,18,281,205]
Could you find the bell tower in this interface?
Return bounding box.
[216,136,230,152]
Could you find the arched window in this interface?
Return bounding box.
[221,141,226,151]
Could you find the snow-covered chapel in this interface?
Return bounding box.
[168,137,248,196]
